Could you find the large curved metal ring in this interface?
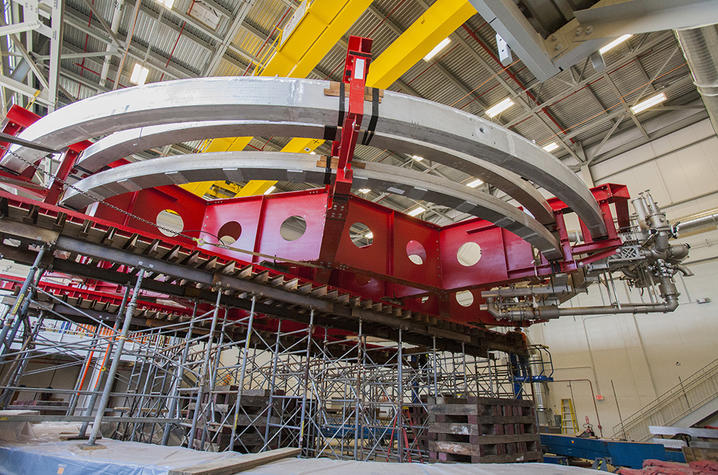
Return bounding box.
[76,120,556,226]
[61,152,563,260]
[2,77,605,237]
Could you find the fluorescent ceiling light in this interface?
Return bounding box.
[156,0,174,8]
[357,188,371,194]
[485,97,514,118]
[130,63,149,85]
[466,178,483,188]
[365,231,374,239]
[423,37,451,61]
[630,92,667,114]
[264,185,276,195]
[599,34,632,55]
[542,142,559,153]
[411,154,424,162]
[407,206,425,217]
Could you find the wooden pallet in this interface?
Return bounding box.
[427,396,542,464]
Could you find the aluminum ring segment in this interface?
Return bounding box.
[2,76,605,237]
[76,120,556,227]
[61,151,563,260]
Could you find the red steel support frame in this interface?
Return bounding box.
[320,36,373,271]
[0,48,632,327]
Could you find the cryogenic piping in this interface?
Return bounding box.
[483,191,689,322]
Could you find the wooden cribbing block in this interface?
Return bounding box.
[168,447,301,475]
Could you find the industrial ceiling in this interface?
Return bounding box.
[0,0,708,224]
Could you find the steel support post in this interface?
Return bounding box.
[202,306,227,448]
[432,337,439,397]
[0,246,45,354]
[263,318,282,450]
[396,328,403,463]
[66,322,102,416]
[79,287,128,437]
[162,300,197,445]
[87,271,145,446]
[462,342,468,395]
[188,290,222,449]
[0,311,46,408]
[297,309,314,453]
[228,295,256,452]
[130,329,162,441]
[353,318,362,460]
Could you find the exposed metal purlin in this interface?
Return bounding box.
[366,0,476,89]
[453,21,581,162]
[202,0,256,76]
[561,75,694,143]
[503,32,675,128]
[0,73,50,106]
[365,4,493,119]
[62,10,194,81]
[602,72,649,140]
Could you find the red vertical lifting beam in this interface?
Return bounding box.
[318,36,373,275]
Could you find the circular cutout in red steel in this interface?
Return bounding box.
[217,221,242,245]
[280,215,307,241]
[457,242,482,267]
[156,209,183,237]
[349,222,374,248]
[406,240,427,265]
[455,290,474,307]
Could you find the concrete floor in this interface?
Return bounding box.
[0,422,604,475]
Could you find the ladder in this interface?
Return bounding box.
[560,398,579,434]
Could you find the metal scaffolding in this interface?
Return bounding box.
[0,268,528,462]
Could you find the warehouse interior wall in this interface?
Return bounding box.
[527,118,718,437]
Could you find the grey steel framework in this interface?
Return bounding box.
[0,275,524,460]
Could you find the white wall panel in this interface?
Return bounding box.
[529,118,718,438]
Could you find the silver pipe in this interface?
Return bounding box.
[677,211,718,235]
[485,296,678,321]
[481,283,572,299]
[675,25,718,135]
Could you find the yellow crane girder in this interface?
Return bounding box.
[185,0,372,199]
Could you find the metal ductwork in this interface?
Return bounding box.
[675,25,718,135]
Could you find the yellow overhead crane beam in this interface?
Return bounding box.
[182,0,372,199]
[280,0,477,156]
[183,0,477,200]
